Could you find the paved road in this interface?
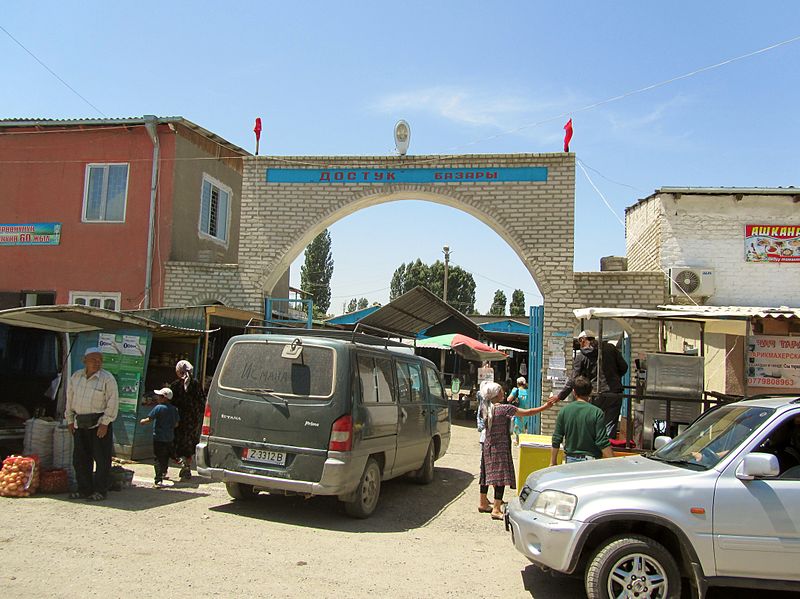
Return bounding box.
[0,418,795,598]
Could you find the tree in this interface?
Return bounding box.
[389,259,476,313]
[346,298,358,313]
[510,289,526,317]
[357,297,369,310]
[300,229,333,316]
[489,290,507,316]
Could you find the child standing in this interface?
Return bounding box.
[139,387,179,487]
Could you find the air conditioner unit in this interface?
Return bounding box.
[668,267,715,298]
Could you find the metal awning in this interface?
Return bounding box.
[574,305,800,337]
[358,286,483,339]
[0,305,203,338]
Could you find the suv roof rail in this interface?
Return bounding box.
[240,324,412,351]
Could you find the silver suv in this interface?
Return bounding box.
[506,396,800,599]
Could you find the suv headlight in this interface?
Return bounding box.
[533,490,577,520]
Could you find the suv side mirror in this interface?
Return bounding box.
[654,436,672,450]
[736,452,780,480]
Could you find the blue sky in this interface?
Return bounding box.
[3,2,799,314]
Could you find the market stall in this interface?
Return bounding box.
[0,305,202,460]
[574,305,800,449]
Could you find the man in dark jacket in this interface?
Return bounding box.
[548,329,629,438]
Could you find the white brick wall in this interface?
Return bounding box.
[627,192,800,307]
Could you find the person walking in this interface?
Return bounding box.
[169,360,205,480]
[508,377,529,439]
[549,329,629,439]
[550,376,614,466]
[139,387,180,487]
[481,382,554,520]
[65,347,119,501]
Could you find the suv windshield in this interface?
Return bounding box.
[218,340,335,398]
[652,405,774,469]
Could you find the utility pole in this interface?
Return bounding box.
[441,245,451,375]
[442,245,451,304]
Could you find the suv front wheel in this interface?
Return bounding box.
[585,534,681,599]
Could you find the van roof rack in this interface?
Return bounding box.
[242,321,412,351]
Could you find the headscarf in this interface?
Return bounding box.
[176,360,194,391]
[481,382,503,432]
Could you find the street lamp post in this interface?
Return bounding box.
[441,245,451,373]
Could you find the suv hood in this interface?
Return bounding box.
[524,455,695,494]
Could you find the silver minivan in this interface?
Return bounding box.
[196,329,450,518]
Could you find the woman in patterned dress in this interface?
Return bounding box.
[480,381,553,519]
[169,360,206,480]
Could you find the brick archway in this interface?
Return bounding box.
[164,152,667,433]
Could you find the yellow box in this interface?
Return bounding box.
[517,434,562,492]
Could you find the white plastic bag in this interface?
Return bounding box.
[52,422,76,487]
[24,418,57,468]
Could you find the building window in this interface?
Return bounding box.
[82,164,129,222]
[22,291,56,306]
[69,291,121,311]
[199,174,230,244]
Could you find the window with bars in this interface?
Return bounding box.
[199,175,231,243]
[69,292,121,311]
[82,164,129,222]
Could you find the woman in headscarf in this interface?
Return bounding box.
[480,381,553,519]
[169,360,206,480]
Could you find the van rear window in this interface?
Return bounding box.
[218,341,335,397]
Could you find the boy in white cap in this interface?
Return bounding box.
[140,387,179,486]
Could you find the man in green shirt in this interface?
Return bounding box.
[550,376,614,465]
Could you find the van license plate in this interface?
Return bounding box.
[242,448,286,466]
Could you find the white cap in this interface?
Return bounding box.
[154,387,173,400]
[517,376,527,385]
[578,329,596,340]
[84,346,102,356]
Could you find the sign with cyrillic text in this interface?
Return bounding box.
[265,167,548,184]
[747,335,800,389]
[745,224,800,263]
[0,223,61,246]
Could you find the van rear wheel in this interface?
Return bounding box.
[414,442,435,484]
[226,482,259,501]
[344,458,381,519]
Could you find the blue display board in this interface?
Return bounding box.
[266,167,548,184]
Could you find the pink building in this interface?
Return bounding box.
[0,117,249,310]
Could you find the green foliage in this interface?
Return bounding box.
[346,297,370,313]
[510,289,526,317]
[489,289,507,316]
[300,229,333,316]
[389,258,476,314]
[346,298,358,313]
[357,297,369,310]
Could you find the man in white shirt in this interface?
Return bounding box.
[66,346,119,501]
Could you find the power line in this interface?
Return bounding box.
[0,24,106,117]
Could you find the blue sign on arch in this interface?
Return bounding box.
[265,166,547,184]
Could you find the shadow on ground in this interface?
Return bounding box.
[37,482,209,511]
[208,465,473,532]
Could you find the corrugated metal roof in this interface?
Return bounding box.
[358,286,483,339]
[0,116,250,156]
[0,305,203,338]
[627,186,800,212]
[574,305,800,321]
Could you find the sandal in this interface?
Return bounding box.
[86,492,106,501]
[491,512,504,520]
[477,506,493,513]
[69,492,87,499]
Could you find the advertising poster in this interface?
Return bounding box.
[98,332,148,414]
[745,224,800,263]
[0,222,61,245]
[747,335,800,389]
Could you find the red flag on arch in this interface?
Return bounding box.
[253,117,262,142]
[563,118,573,152]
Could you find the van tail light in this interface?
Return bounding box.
[201,402,212,436]
[329,415,353,452]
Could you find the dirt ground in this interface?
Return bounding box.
[0,418,796,599]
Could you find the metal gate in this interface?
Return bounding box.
[527,305,544,434]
